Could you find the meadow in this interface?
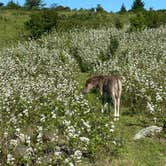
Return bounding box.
[0,9,30,48]
[0,9,165,166]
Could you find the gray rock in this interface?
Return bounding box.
[134,126,163,140]
[15,145,28,156]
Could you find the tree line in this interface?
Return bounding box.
[0,0,161,12]
[1,0,165,39]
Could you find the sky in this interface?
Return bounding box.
[2,0,166,12]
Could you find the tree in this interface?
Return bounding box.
[119,3,127,13]
[131,0,145,12]
[120,3,127,13]
[6,1,20,9]
[0,2,4,7]
[24,0,45,10]
[96,4,105,12]
[25,10,58,38]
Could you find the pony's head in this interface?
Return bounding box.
[82,77,99,95]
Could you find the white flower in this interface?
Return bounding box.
[7,154,15,164]
[147,101,154,114]
[37,126,43,131]
[51,111,56,119]
[80,137,89,143]
[69,162,75,166]
[23,109,29,117]
[74,150,82,160]
[40,114,46,122]
[4,132,8,138]
[54,151,62,156]
[10,139,18,146]
[16,128,20,133]
[81,119,91,129]
[110,129,114,132]
[156,93,162,101]
[111,124,115,129]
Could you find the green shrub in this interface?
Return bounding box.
[129,11,166,31]
[114,18,124,29]
[129,12,146,31]
[70,46,91,72]
[25,10,58,38]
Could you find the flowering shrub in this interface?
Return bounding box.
[0,36,115,165]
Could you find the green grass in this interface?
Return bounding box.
[0,9,131,48]
[111,112,166,166]
[0,9,30,48]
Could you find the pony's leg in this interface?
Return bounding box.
[108,101,111,115]
[101,105,104,113]
[101,95,105,113]
[112,97,117,121]
[116,98,120,121]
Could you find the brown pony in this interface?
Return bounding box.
[82,75,122,120]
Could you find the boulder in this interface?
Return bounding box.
[134,126,163,140]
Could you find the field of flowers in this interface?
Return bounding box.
[0,26,165,165]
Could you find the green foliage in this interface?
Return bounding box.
[131,0,145,12]
[6,0,21,9]
[51,5,71,11]
[70,46,91,72]
[130,11,166,31]
[109,34,119,57]
[119,3,127,13]
[130,12,146,31]
[145,10,166,28]
[96,4,106,13]
[24,0,45,10]
[25,10,58,38]
[114,17,124,29]
[56,12,115,31]
[0,2,4,7]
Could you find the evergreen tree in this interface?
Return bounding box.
[24,0,45,10]
[131,0,145,12]
[96,4,105,12]
[0,2,4,7]
[6,0,20,9]
[119,3,127,13]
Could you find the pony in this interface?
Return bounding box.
[82,75,122,120]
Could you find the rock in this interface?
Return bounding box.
[15,145,28,156]
[134,126,163,140]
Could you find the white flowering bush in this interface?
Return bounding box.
[0,36,116,165]
[92,27,166,114]
[49,26,165,114]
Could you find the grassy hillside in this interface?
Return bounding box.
[0,9,131,48]
[0,25,165,165]
[0,9,30,48]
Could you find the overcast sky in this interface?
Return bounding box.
[2,0,166,12]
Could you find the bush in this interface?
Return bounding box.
[129,11,166,31]
[129,12,146,31]
[25,10,58,38]
[114,18,123,29]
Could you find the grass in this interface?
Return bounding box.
[0,9,131,48]
[111,112,166,166]
[0,9,30,48]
